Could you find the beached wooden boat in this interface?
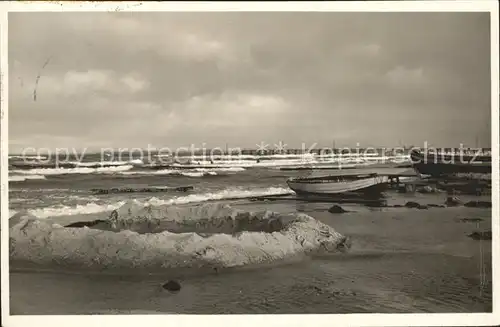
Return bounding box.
[286,173,389,198]
[410,149,491,176]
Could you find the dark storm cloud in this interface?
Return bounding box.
[9,12,491,152]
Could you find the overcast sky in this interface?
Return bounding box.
[9,12,491,152]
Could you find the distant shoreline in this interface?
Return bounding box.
[7,147,493,157]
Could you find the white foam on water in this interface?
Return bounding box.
[170,158,317,168]
[18,187,293,219]
[168,155,411,169]
[45,194,101,202]
[179,171,217,177]
[9,155,48,160]
[72,160,142,167]
[10,165,134,176]
[117,169,217,177]
[145,187,293,207]
[117,166,245,177]
[26,201,128,219]
[118,169,176,176]
[193,167,246,173]
[8,175,47,182]
[154,154,317,161]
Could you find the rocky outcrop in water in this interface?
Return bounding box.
[464,201,492,208]
[404,201,428,209]
[427,204,446,208]
[404,201,419,208]
[467,231,492,240]
[91,186,193,194]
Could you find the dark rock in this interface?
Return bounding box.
[464,201,492,208]
[91,185,194,195]
[445,196,463,207]
[328,205,348,214]
[404,201,421,209]
[177,186,194,192]
[428,204,446,208]
[404,201,428,209]
[467,231,492,240]
[162,280,181,292]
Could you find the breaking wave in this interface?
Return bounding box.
[118,167,245,177]
[9,155,48,160]
[19,187,293,219]
[192,167,246,173]
[170,159,317,168]
[73,159,144,167]
[10,165,134,176]
[163,155,410,168]
[180,171,217,177]
[145,187,292,206]
[9,203,348,270]
[118,169,216,178]
[9,175,47,182]
[26,202,128,219]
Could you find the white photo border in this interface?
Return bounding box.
[0,1,498,327]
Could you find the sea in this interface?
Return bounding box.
[7,153,493,314]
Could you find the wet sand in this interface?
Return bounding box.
[10,196,492,314]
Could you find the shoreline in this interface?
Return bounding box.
[9,200,492,314]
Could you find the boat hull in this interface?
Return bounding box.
[410,150,491,176]
[287,175,389,199]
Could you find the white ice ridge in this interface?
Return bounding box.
[9,203,348,270]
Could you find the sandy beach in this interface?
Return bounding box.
[9,187,492,314]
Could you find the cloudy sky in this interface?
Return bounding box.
[9,12,491,152]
